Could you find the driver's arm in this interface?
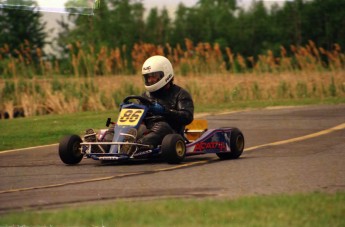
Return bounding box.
[165,91,194,126]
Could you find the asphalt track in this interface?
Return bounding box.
[1,104,345,213]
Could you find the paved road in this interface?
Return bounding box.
[1,104,345,213]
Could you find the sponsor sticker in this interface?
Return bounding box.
[194,142,226,152]
[143,66,151,72]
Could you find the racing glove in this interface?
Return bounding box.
[150,102,165,115]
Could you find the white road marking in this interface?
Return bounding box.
[0,144,58,154]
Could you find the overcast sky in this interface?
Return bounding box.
[35,0,198,13]
[34,0,292,15]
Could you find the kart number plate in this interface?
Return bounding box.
[117,109,144,126]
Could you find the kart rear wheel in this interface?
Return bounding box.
[217,128,244,160]
[59,135,83,165]
[161,134,186,164]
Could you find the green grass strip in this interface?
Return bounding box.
[0,192,344,226]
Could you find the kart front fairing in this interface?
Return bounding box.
[109,102,147,154]
[83,102,157,161]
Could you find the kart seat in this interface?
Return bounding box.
[184,119,208,141]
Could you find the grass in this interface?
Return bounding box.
[0,192,344,226]
[1,97,345,151]
[0,110,115,151]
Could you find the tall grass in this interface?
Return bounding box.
[0,40,344,118]
[1,39,344,78]
[1,71,344,118]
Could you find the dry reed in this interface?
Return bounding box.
[0,40,345,118]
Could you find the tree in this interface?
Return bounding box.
[234,1,271,56]
[56,0,112,52]
[0,0,47,59]
[171,0,237,47]
[57,0,145,54]
[144,7,171,44]
[171,3,191,46]
[300,0,345,50]
[269,0,345,50]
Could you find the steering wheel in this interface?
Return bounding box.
[122,95,153,106]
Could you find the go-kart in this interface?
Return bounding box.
[58,95,245,165]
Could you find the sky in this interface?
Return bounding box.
[34,0,199,14]
[2,0,292,12]
[34,0,290,13]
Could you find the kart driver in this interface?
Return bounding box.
[99,55,194,153]
[137,55,194,148]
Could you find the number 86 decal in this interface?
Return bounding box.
[118,109,144,126]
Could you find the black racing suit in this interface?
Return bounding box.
[139,83,194,147]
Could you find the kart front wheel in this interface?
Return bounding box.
[217,128,244,160]
[161,134,186,164]
[59,135,83,165]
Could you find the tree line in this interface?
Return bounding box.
[57,0,345,56]
[1,0,344,73]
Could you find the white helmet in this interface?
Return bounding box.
[142,55,174,92]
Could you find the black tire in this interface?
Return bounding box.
[161,134,186,164]
[216,128,244,160]
[59,135,83,165]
